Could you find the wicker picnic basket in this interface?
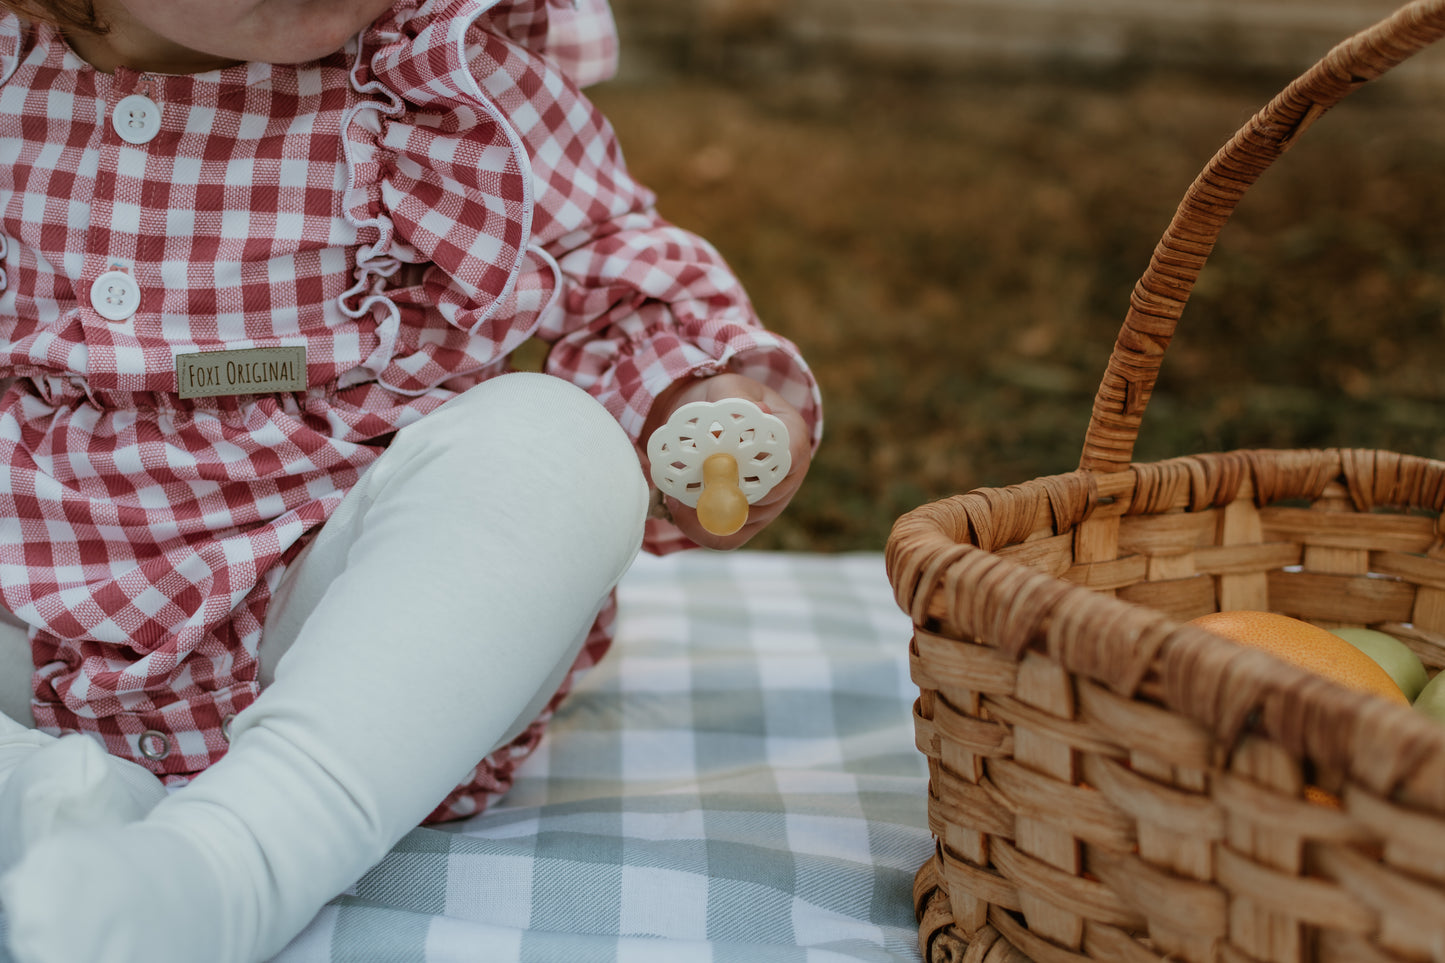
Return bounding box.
[885,3,1445,962]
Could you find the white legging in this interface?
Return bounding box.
[0,372,649,963]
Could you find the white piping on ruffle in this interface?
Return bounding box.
[336,2,537,396]
[505,243,565,340]
[444,3,536,347]
[340,30,408,388]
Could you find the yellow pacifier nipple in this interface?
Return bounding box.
[696,453,750,536]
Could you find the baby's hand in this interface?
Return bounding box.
[643,373,812,550]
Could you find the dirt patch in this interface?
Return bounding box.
[590,65,1445,552]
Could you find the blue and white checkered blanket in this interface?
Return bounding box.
[295,550,930,962]
[8,551,932,962]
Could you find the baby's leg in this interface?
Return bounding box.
[1,374,649,963]
[0,609,168,873]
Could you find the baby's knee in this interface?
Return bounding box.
[380,373,648,544]
[448,373,636,476]
[458,372,628,451]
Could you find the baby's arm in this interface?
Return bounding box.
[526,193,821,553]
[535,215,821,553]
[462,21,822,550]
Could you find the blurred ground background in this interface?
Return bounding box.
[591,0,1445,552]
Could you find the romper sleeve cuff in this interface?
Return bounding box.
[562,315,821,556]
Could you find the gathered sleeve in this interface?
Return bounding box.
[541,217,822,556]
[540,215,821,451]
[454,18,822,441]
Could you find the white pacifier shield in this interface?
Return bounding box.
[646,398,791,508]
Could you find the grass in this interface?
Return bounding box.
[590,64,1445,553]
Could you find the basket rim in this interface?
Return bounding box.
[886,445,1445,811]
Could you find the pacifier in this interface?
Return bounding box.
[646,398,792,536]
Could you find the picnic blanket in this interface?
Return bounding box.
[4,551,933,962]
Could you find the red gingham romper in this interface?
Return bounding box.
[0,0,821,822]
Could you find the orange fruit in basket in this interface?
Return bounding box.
[1189,611,1410,706]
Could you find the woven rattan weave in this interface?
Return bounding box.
[886,2,1445,960]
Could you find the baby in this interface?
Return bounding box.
[0,0,819,960]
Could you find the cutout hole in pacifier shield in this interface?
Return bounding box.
[646,398,792,536]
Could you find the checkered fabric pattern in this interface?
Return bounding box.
[0,0,821,806]
[489,0,621,86]
[266,552,927,962]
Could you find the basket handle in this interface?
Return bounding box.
[1078,0,1445,474]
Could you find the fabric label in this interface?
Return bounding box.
[175,346,308,399]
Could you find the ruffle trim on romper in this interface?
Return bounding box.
[0,14,17,297]
[342,0,570,397]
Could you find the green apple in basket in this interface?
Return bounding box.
[1330,628,1429,703]
[1413,669,1445,724]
